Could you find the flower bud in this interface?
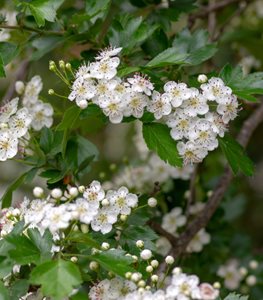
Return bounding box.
[51,188,63,199]
[140,249,152,260]
[146,265,153,273]
[213,282,221,289]
[33,186,44,198]
[59,60,65,69]
[239,267,248,276]
[249,260,258,270]
[48,89,55,95]
[101,198,110,206]
[165,255,175,265]
[138,280,146,287]
[136,240,144,248]
[120,214,127,221]
[147,197,157,207]
[69,187,78,197]
[70,256,78,263]
[80,224,89,233]
[101,242,110,250]
[246,275,257,286]
[151,275,158,282]
[125,272,132,279]
[89,261,99,271]
[151,260,159,268]
[78,100,88,109]
[198,74,208,83]
[15,81,25,95]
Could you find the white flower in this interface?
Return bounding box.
[41,205,71,233]
[108,278,136,299]
[8,108,32,138]
[68,77,96,105]
[92,79,119,104]
[91,207,118,234]
[205,112,227,137]
[177,141,208,164]
[89,279,111,300]
[216,95,239,123]
[68,198,97,224]
[147,91,171,120]
[123,92,148,118]
[0,131,18,161]
[24,199,53,226]
[182,88,209,117]
[23,76,43,105]
[217,259,243,290]
[188,119,218,151]
[0,98,19,123]
[162,207,186,234]
[199,283,219,300]
[163,81,192,107]
[83,180,105,209]
[107,187,138,215]
[95,46,122,61]
[90,57,120,80]
[166,109,194,140]
[30,101,53,131]
[201,77,232,101]
[75,63,90,79]
[127,74,154,96]
[186,229,211,253]
[167,273,201,300]
[99,93,125,123]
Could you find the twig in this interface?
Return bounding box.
[208,0,217,39]
[2,60,30,103]
[188,0,252,28]
[185,164,199,217]
[167,101,263,258]
[0,25,64,36]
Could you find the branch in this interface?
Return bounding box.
[188,0,253,27]
[167,101,263,258]
[0,25,64,36]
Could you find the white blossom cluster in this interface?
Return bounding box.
[0,98,31,161]
[0,181,138,237]
[217,259,258,290]
[89,268,219,300]
[156,207,210,256]
[68,47,239,164]
[15,75,54,131]
[104,122,194,193]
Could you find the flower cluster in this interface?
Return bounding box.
[15,75,54,131]
[67,47,239,165]
[0,181,138,238]
[217,259,258,291]
[89,268,219,300]
[0,98,31,161]
[156,206,210,256]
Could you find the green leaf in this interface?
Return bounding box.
[108,15,158,53]
[0,281,9,300]
[92,249,134,276]
[25,0,63,27]
[27,228,53,262]
[146,29,217,68]
[56,106,81,131]
[0,42,19,65]
[9,279,29,300]
[5,235,41,265]
[30,259,82,300]
[220,64,263,101]
[39,126,54,153]
[219,135,254,176]
[66,232,100,249]
[85,0,111,18]
[146,47,188,68]
[1,168,38,208]
[224,293,248,300]
[142,123,183,167]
